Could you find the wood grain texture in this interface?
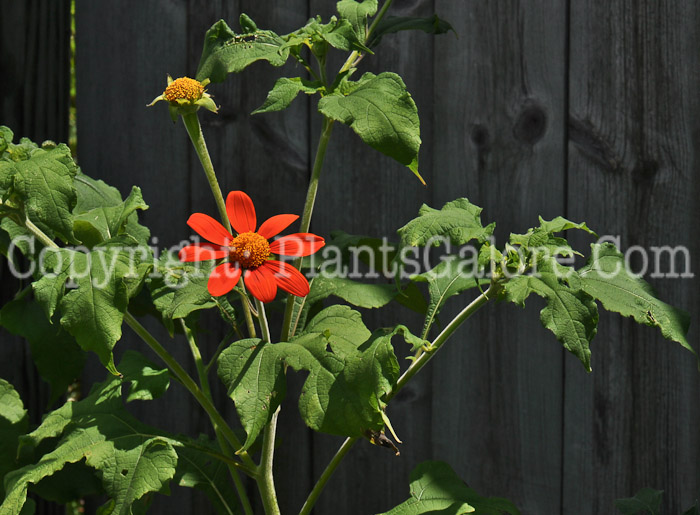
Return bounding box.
[430,2,568,513]
[565,1,700,512]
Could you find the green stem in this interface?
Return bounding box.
[298,285,497,514]
[123,312,257,473]
[258,408,281,515]
[280,117,335,341]
[182,112,230,233]
[339,0,394,74]
[298,437,357,515]
[388,284,497,402]
[181,320,255,515]
[182,111,258,339]
[238,290,258,338]
[253,299,281,514]
[25,216,57,248]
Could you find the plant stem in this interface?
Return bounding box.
[258,408,281,515]
[280,117,335,341]
[24,217,57,248]
[388,284,497,402]
[299,285,497,514]
[339,0,395,74]
[298,437,357,515]
[253,299,281,514]
[123,312,256,473]
[182,112,230,233]
[181,112,258,338]
[181,320,255,515]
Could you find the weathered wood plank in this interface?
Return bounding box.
[307,1,437,513]
[431,1,568,513]
[565,1,700,512]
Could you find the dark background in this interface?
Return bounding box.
[1,1,699,513]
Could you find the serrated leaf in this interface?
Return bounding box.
[0,298,85,406]
[73,174,150,246]
[0,144,78,243]
[318,72,423,182]
[217,339,286,453]
[32,236,153,374]
[579,243,694,357]
[148,252,217,336]
[509,216,596,259]
[1,378,178,515]
[412,256,487,338]
[0,126,39,164]
[368,14,456,47]
[503,259,598,371]
[196,19,289,83]
[337,0,378,40]
[0,379,28,499]
[378,461,519,515]
[118,350,170,403]
[252,77,322,114]
[73,186,148,248]
[398,198,495,248]
[614,487,663,515]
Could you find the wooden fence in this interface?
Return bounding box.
[1,1,699,513]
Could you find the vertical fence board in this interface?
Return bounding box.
[307,1,436,513]
[431,1,568,513]
[564,1,700,513]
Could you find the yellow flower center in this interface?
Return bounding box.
[229,232,271,269]
[164,77,204,102]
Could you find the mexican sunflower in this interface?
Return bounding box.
[179,191,324,303]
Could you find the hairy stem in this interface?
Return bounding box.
[253,299,281,514]
[123,312,256,473]
[181,320,255,515]
[182,111,258,338]
[299,284,497,513]
[298,437,358,515]
[280,116,335,341]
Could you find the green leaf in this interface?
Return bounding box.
[73,186,148,247]
[280,16,372,56]
[682,500,700,515]
[412,256,487,338]
[73,173,150,246]
[0,379,29,499]
[118,350,170,403]
[218,306,404,439]
[0,298,85,406]
[252,77,323,114]
[0,126,39,163]
[509,216,595,259]
[217,338,287,453]
[1,378,179,515]
[579,243,694,357]
[305,271,397,309]
[614,487,663,515]
[337,0,378,40]
[318,72,423,183]
[368,14,456,48]
[398,198,495,248]
[148,252,217,336]
[173,436,241,515]
[378,461,519,515]
[0,144,78,243]
[32,236,153,374]
[504,259,598,371]
[196,19,289,83]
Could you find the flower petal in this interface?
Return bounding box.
[187,213,233,246]
[208,262,242,297]
[226,191,257,234]
[269,233,325,257]
[179,243,227,262]
[257,214,299,240]
[244,266,277,303]
[263,260,309,297]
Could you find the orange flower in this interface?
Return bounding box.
[179,191,324,303]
